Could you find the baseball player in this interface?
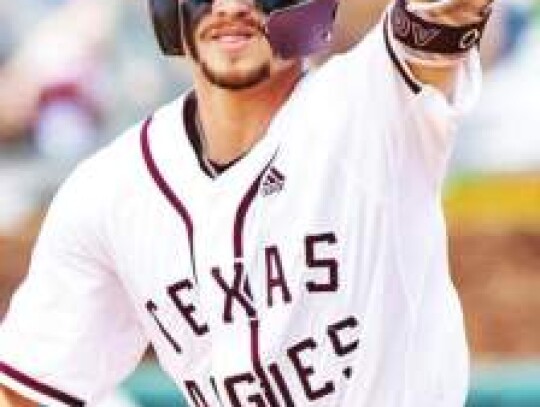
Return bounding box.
[0,0,492,405]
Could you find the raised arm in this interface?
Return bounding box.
[0,386,37,407]
[392,0,493,95]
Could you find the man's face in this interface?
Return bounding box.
[190,0,281,90]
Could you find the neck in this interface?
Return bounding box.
[192,62,302,165]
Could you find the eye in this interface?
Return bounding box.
[183,0,213,23]
[184,0,304,14]
[185,0,213,7]
[257,0,302,13]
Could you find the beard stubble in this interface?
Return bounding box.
[198,58,272,91]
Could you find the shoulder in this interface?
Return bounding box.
[38,121,143,253]
[63,121,142,201]
[49,96,186,223]
[67,96,185,195]
[310,23,384,81]
[294,22,392,117]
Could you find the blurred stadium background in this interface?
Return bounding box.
[0,0,539,406]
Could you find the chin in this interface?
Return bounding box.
[200,60,272,91]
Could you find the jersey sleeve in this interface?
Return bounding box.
[320,11,482,189]
[376,14,482,188]
[0,157,148,406]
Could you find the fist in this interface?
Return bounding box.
[407,0,494,25]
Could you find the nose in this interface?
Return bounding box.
[212,0,255,17]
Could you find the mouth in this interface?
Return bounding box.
[214,31,254,49]
[202,22,264,51]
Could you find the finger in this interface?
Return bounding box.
[407,0,456,13]
[407,0,494,24]
[407,0,493,14]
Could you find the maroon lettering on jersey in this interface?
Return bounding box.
[265,246,292,307]
[250,319,280,407]
[185,380,210,407]
[224,372,266,407]
[287,338,335,401]
[212,262,257,323]
[210,376,225,405]
[244,277,254,301]
[145,300,182,353]
[268,363,295,407]
[168,280,209,336]
[327,316,360,356]
[305,233,339,293]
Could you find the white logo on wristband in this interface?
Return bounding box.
[412,22,441,47]
[459,28,480,50]
[392,7,411,37]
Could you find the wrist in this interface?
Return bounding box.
[389,0,492,66]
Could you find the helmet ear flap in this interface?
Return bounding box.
[148,0,184,55]
[266,0,338,58]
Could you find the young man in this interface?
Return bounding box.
[0,0,492,405]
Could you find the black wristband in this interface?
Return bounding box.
[391,0,491,54]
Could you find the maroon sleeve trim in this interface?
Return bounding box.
[383,13,422,95]
[0,361,85,406]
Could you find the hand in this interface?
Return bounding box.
[407,0,494,25]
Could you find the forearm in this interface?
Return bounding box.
[0,386,37,407]
[408,63,458,96]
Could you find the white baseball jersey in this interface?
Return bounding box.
[0,19,481,407]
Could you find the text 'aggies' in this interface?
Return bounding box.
[145,232,361,406]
